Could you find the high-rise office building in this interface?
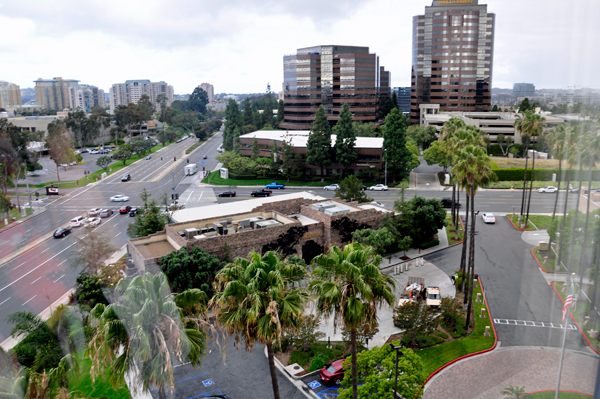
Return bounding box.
[68,84,105,113]
[34,77,79,111]
[199,83,214,103]
[410,0,495,124]
[0,81,22,108]
[512,83,535,101]
[281,45,390,130]
[393,87,411,114]
[109,80,174,112]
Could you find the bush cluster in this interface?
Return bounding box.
[493,167,600,182]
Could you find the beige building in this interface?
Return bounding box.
[0,81,22,109]
[34,77,79,111]
[109,80,174,113]
[68,84,106,113]
[199,83,214,103]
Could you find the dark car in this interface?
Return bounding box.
[320,359,345,385]
[99,209,113,218]
[53,227,72,238]
[218,191,236,197]
[202,154,207,159]
[251,189,272,197]
[440,198,460,207]
[129,207,138,217]
[121,174,131,182]
[119,205,132,214]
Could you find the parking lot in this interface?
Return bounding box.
[301,373,343,398]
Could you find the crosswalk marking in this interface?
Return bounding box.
[493,318,576,330]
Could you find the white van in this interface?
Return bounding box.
[185,164,198,176]
[70,216,86,227]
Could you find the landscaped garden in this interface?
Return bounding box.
[445,212,464,244]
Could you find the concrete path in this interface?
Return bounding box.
[424,346,598,398]
[522,229,550,246]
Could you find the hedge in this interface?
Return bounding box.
[492,167,600,182]
[228,170,257,180]
[417,239,440,250]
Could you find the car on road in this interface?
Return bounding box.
[440,198,461,207]
[145,155,151,160]
[89,207,102,216]
[323,184,340,191]
[110,194,130,202]
[99,209,113,218]
[251,189,272,197]
[320,359,346,385]
[584,188,600,194]
[481,213,496,224]
[371,201,384,207]
[80,149,89,153]
[266,182,285,189]
[70,216,86,227]
[53,227,72,238]
[202,154,207,159]
[129,207,138,217]
[538,186,558,193]
[121,174,131,182]
[119,205,132,214]
[85,217,101,226]
[369,184,388,191]
[218,191,236,197]
[570,187,580,193]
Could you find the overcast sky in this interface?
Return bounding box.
[0,0,598,94]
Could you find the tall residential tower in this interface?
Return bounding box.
[410,0,495,124]
[0,81,22,108]
[34,77,79,111]
[109,80,174,113]
[199,83,214,103]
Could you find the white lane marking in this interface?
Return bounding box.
[22,295,37,306]
[53,274,65,283]
[494,318,576,330]
[14,262,26,269]
[0,297,11,306]
[186,189,194,202]
[31,277,42,284]
[0,243,75,293]
[115,232,121,237]
[18,238,28,243]
[40,247,51,253]
[58,259,68,266]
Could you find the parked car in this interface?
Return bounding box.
[74,150,81,154]
[481,213,496,224]
[110,194,130,202]
[320,359,346,385]
[539,186,558,193]
[121,174,131,182]
[53,227,72,238]
[119,205,132,214]
[266,182,285,189]
[251,189,272,197]
[85,217,101,226]
[440,198,460,207]
[80,149,89,153]
[371,201,384,207]
[202,154,207,159]
[369,184,388,191]
[70,216,86,227]
[145,155,151,160]
[218,191,236,197]
[129,207,138,217]
[99,209,113,218]
[89,207,102,216]
[323,184,340,191]
[89,149,98,154]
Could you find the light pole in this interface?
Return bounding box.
[384,149,388,187]
[25,170,32,214]
[389,343,403,398]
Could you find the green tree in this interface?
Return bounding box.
[406,140,421,170]
[334,103,357,175]
[306,106,332,182]
[127,198,167,238]
[423,140,451,172]
[158,107,176,125]
[172,111,202,135]
[406,125,437,150]
[309,243,395,399]
[45,120,75,183]
[382,108,411,183]
[96,155,111,171]
[243,98,253,126]
[378,96,395,120]
[188,87,209,113]
[156,93,168,111]
[212,251,307,399]
[352,227,395,255]
[65,110,97,148]
[501,385,530,399]
[88,273,208,399]
[223,99,243,151]
[251,136,260,158]
[69,228,116,276]
[393,301,440,348]
[113,103,146,141]
[130,137,154,159]
[137,94,155,119]
[112,145,132,165]
[75,273,110,307]
[402,196,447,244]
[276,99,285,126]
[518,98,531,113]
[262,98,274,128]
[285,314,324,352]
[336,175,370,203]
[353,122,378,137]
[160,247,225,298]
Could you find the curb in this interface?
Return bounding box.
[0,206,48,234]
[549,281,600,355]
[424,276,498,384]
[531,246,554,274]
[264,346,317,399]
[506,214,535,231]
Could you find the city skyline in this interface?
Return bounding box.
[0,0,597,94]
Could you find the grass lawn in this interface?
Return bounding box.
[486,180,600,190]
[532,247,565,273]
[508,214,536,231]
[445,213,465,243]
[206,171,332,187]
[8,207,32,221]
[417,281,496,377]
[69,353,131,399]
[528,390,592,398]
[491,157,563,169]
[527,215,554,230]
[552,282,600,353]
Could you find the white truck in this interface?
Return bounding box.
[425,286,441,309]
[184,164,198,176]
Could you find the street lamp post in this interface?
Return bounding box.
[384,149,388,187]
[389,343,403,398]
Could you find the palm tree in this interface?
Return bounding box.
[501,384,530,398]
[441,118,467,227]
[308,242,396,399]
[522,113,546,226]
[88,273,207,399]
[212,251,307,399]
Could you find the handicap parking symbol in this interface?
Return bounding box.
[308,380,321,389]
[202,379,214,387]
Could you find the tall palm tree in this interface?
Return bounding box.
[523,113,547,226]
[212,251,307,399]
[453,144,496,328]
[88,273,207,399]
[308,242,395,399]
[441,118,467,227]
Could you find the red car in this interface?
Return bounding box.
[320,359,345,385]
[119,205,132,214]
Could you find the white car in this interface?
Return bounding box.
[89,149,98,154]
[369,184,388,191]
[70,216,86,227]
[85,217,101,226]
[371,201,385,207]
[539,186,558,193]
[110,194,130,202]
[89,207,102,216]
[481,213,496,224]
[323,184,340,191]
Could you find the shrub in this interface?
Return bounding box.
[308,355,326,372]
[290,350,311,367]
[440,297,462,329]
[433,330,449,339]
[417,239,439,250]
[227,170,257,180]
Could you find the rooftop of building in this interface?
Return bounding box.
[35,78,79,82]
[124,80,152,83]
[422,110,565,123]
[239,130,384,149]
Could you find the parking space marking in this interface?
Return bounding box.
[318,386,341,398]
[308,380,322,389]
[494,318,576,330]
[202,379,214,387]
[189,388,226,399]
